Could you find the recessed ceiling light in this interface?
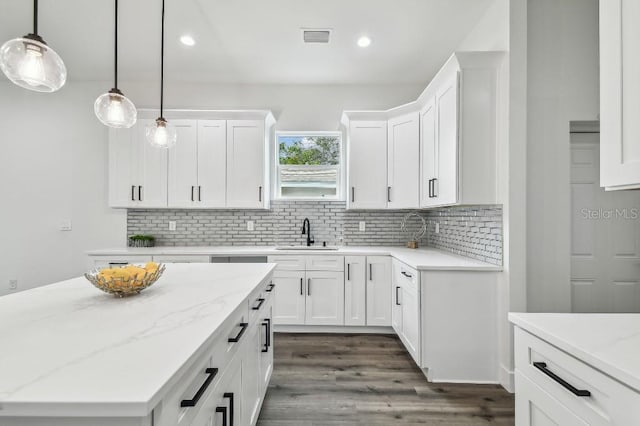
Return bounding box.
[180,35,195,46]
[357,36,371,48]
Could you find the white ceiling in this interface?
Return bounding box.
[0,0,493,85]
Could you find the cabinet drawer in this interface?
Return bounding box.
[219,302,250,363]
[306,255,344,271]
[152,255,210,263]
[393,259,418,292]
[514,327,640,425]
[90,255,153,269]
[267,255,306,270]
[248,278,275,323]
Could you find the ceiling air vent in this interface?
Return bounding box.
[302,29,331,44]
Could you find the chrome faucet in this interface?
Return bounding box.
[301,218,314,247]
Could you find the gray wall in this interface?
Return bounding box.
[128,201,503,265]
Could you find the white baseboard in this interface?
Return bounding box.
[273,325,395,334]
[500,364,515,393]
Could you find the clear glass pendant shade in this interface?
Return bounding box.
[146,118,177,149]
[94,90,137,128]
[0,36,66,92]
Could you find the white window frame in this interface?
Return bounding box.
[273,131,345,201]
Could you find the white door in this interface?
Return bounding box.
[344,256,366,326]
[420,98,438,207]
[387,112,420,209]
[434,73,459,206]
[272,271,305,325]
[198,120,227,208]
[366,256,392,326]
[348,121,387,209]
[570,132,640,312]
[600,0,640,190]
[226,120,265,208]
[108,127,137,208]
[305,270,345,325]
[401,282,420,362]
[137,119,168,208]
[515,372,588,426]
[168,120,198,208]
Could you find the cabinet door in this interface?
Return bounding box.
[167,120,198,208]
[434,74,459,206]
[387,113,420,209]
[137,119,168,208]
[242,322,262,426]
[226,120,265,208]
[366,256,392,326]
[272,270,306,325]
[108,127,137,208]
[600,0,640,190]
[198,120,227,207]
[259,305,274,392]
[348,121,388,209]
[305,270,345,325]
[344,256,366,326]
[515,372,588,426]
[401,282,420,363]
[420,98,438,207]
[391,282,403,337]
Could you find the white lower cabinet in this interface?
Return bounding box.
[344,256,367,326]
[344,256,392,326]
[271,270,306,325]
[305,270,344,325]
[391,259,420,364]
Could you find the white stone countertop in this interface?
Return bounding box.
[0,263,276,418]
[87,246,502,271]
[509,313,640,392]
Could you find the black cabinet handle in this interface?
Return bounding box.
[369,263,373,281]
[300,278,303,295]
[252,298,265,310]
[347,263,350,281]
[307,278,311,296]
[266,283,275,292]
[262,318,271,353]
[387,186,391,203]
[223,392,235,426]
[138,185,143,201]
[228,322,248,343]
[351,186,355,203]
[432,178,438,198]
[533,362,591,397]
[428,179,434,198]
[109,262,129,266]
[131,185,135,201]
[180,367,218,407]
[215,406,227,426]
[198,186,202,201]
[401,271,413,279]
[191,186,195,202]
[258,186,262,202]
[395,286,401,305]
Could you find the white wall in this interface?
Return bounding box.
[526,0,599,312]
[0,81,421,296]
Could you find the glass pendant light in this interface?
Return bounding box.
[94,0,137,128]
[0,0,66,92]
[146,0,176,149]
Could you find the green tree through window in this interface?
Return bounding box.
[279,136,340,165]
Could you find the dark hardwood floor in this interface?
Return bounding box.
[257,333,515,426]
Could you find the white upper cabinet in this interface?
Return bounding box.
[197,120,227,207]
[168,120,198,208]
[226,120,267,209]
[432,73,460,206]
[347,120,388,209]
[600,0,640,190]
[420,98,438,207]
[387,112,420,209]
[109,119,168,208]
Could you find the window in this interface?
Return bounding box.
[276,132,343,199]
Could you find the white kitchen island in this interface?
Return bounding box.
[0,263,276,426]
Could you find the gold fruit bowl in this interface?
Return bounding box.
[84,264,166,297]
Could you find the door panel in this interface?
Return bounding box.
[108,127,137,208]
[138,120,168,208]
[198,120,227,208]
[387,112,420,209]
[272,271,305,325]
[226,120,265,208]
[168,120,198,208]
[434,74,459,206]
[420,99,438,207]
[344,256,366,326]
[305,271,345,325]
[366,256,392,326]
[348,121,387,209]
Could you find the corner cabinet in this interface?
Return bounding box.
[108,110,274,209]
[387,112,420,209]
[600,0,640,190]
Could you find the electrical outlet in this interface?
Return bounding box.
[59,220,72,231]
[359,221,366,232]
[8,279,17,290]
[435,222,440,234]
[247,221,255,231]
[169,221,177,231]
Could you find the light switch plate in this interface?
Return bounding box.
[359,221,366,232]
[247,221,255,231]
[169,221,177,231]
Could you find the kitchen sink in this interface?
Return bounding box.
[275,245,339,251]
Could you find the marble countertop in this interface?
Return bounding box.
[0,263,276,417]
[509,313,640,392]
[87,246,502,271]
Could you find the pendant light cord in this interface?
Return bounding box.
[114,0,118,89]
[160,0,165,118]
[33,0,38,35]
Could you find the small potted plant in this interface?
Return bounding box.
[128,234,156,248]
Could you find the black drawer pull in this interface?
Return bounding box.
[223,392,235,426]
[228,322,248,343]
[216,406,227,426]
[266,283,275,292]
[401,271,413,278]
[300,278,303,295]
[252,298,265,310]
[395,286,401,306]
[180,367,218,407]
[533,362,591,397]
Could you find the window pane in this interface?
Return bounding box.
[277,134,341,198]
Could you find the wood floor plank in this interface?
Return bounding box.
[257,333,515,425]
